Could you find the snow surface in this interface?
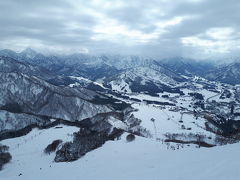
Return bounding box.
[1,75,240,180]
[69,76,91,83]
[132,103,214,140]
[110,80,132,93]
[1,126,240,180]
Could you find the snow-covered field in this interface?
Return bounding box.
[132,103,214,140]
[1,126,240,180]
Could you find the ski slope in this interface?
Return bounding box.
[1,125,240,180]
[132,103,215,140]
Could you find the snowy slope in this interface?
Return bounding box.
[0,56,55,80]
[1,126,240,180]
[104,66,184,94]
[0,110,46,132]
[0,72,112,123]
[112,66,181,85]
[131,103,215,140]
[161,57,215,76]
[205,62,240,85]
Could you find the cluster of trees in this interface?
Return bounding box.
[188,92,204,100]
[164,133,215,147]
[44,139,63,154]
[91,95,129,111]
[130,81,184,96]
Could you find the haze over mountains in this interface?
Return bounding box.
[1,48,240,85]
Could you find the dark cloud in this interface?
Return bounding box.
[0,0,239,58]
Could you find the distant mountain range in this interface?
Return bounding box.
[0,51,148,138]
[160,57,215,76]
[205,62,240,85]
[1,48,240,87]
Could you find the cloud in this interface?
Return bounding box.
[0,0,239,59]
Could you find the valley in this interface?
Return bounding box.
[1,49,240,179]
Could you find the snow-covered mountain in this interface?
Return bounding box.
[0,49,189,93]
[205,62,240,85]
[103,66,185,95]
[0,55,86,86]
[2,48,240,180]
[20,48,39,59]
[0,57,147,140]
[161,57,215,76]
[0,56,55,80]
[49,62,120,80]
[100,54,156,70]
[0,49,60,68]
[0,72,114,125]
[0,110,46,133]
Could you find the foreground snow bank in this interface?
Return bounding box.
[0,126,240,180]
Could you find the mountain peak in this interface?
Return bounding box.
[21,48,38,58]
[22,47,36,53]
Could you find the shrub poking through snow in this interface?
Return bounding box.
[0,152,12,170]
[0,145,9,153]
[126,134,135,142]
[0,144,11,170]
[44,139,63,154]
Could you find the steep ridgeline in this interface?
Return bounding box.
[0,71,123,134]
[0,49,155,70]
[161,57,215,76]
[0,110,46,134]
[205,62,240,85]
[99,54,156,70]
[47,61,120,81]
[0,48,60,67]
[0,49,121,81]
[0,56,55,80]
[0,49,187,85]
[0,56,77,86]
[103,65,186,96]
[0,72,114,121]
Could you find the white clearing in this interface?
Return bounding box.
[131,103,214,140]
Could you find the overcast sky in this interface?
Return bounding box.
[0,0,239,59]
